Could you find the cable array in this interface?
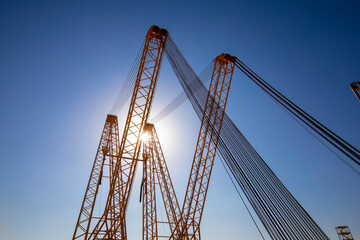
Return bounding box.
[165,35,330,240]
[150,62,214,124]
[235,59,360,171]
[109,40,145,115]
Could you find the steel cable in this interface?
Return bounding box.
[109,40,145,115]
[164,35,330,240]
[235,60,360,167]
[150,62,213,124]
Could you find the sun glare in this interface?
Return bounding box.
[141,132,149,142]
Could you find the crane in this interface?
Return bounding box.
[72,25,354,240]
[141,123,183,239]
[73,25,168,240]
[141,128,158,240]
[170,53,236,240]
[73,114,120,240]
[140,53,236,240]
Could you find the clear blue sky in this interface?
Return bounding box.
[0,0,359,239]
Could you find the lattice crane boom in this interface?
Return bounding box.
[335,226,354,240]
[74,25,168,240]
[72,26,338,240]
[144,124,183,237]
[142,134,158,240]
[73,114,120,240]
[171,54,236,240]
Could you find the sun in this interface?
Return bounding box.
[140,132,149,142]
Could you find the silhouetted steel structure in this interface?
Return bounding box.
[335,226,354,240]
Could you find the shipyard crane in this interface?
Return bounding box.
[169,54,236,240]
[72,25,360,240]
[140,53,236,240]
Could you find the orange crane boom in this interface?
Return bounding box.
[142,131,158,240]
[73,114,120,240]
[143,123,183,239]
[73,25,168,240]
[72,26,338,240]
[172,54,236,240]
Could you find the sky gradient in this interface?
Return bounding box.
[0,0,359,239]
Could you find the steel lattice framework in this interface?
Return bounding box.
[171,54,236,240]
[73,25,168,240]
[142,136,158,240]
[90,25,167,240]
[72,25,335,240]
[144,124,183,239]
[73,114,120,240]
[335,226,354,240]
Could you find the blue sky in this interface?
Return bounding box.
[0,0,359,239]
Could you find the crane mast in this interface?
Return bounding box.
[171,54,236,240]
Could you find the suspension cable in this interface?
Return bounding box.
[109,40,145,115]
[165,35,330,240]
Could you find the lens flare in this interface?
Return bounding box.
[141,132,149,142]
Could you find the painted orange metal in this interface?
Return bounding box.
[74,27,235,240]
[171,54,236,240]
[142,126,158,240]
[73,114,120,240]
[143,124,183,239]
[83,25,168,240]
[335,226,354,240]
